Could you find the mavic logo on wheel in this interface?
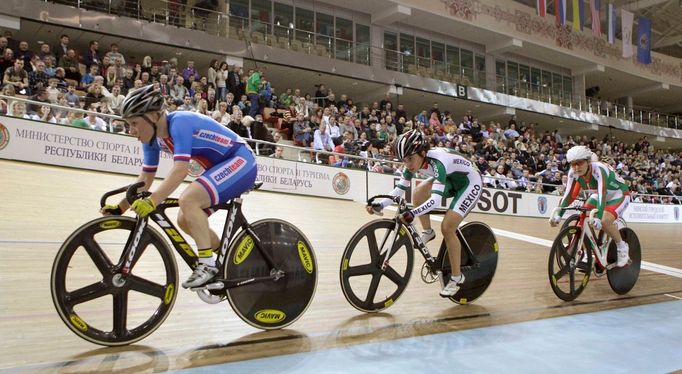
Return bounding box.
[99,220,121,230]
[233,235,254,265]
[254,309,286,324]
[164,284,175,305]
[297,241,314,274]
[69,314,88,332]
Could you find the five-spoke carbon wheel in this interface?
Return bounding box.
[51,216,178,346]
[548,226,592,301]
[340,219,414,312]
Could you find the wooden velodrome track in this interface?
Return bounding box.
[2,159,682,372]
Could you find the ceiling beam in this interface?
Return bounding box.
[371,5,411,26]
[622,82,670,97]
[654,34,682,48]
[571,64,605,76]
[485,38,523,55]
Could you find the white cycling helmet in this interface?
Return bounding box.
[566,145,593,163]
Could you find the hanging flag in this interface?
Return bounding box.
[590,0,602,37]
[637,16,652,64]
[608,3,616,44]
[537,0,547,16]
[621,9,634,57]
[555,0,567,25]
[573,0,585,31]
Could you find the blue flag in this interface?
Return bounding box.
[637,16,651,64]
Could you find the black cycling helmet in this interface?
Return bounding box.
[395,130,425,160]
[120,84,164,119]
[120,85,164,145]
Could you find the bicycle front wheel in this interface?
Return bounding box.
[224,219,317,330]
[339,219,414,313]
[560,214,580,231]
[51,216,178,346]
[548,226,591,301]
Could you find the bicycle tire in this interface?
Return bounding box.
[224,219,317,329]
[339,219,413,313]
[548,225,591,301]
[51,216,178,346]
[606,227,641,295]
[560,214,580,231]
[438,222,499,304]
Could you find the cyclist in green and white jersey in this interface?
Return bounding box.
[549,145,631,267]
[367,130,483,297]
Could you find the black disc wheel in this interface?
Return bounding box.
[224,219,317,329]
[51,216,178,346]
[606,228,641,295]
[548,226,591,301]
[339,219,414,312]
[439,222,499,304]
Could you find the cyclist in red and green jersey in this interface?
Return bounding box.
[549,145,631,267]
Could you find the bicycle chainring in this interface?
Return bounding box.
[421,262,439,284]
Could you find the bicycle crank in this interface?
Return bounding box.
[195,288,226,304]
[421,262,439,284]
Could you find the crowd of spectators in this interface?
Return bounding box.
[0,28,679,204]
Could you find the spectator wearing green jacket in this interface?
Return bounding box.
[246,68,263,117]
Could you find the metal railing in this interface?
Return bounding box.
[0,94,123,131]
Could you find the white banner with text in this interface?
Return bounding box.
[366,172,681,223]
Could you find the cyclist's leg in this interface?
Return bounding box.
[602,194,631,266]
[182,146,257,287]
[446,174,482,278]
[440,174,482,296]
[601,194,630,241]
[442,211,464,277]
[413,178,434,232]
[177,209,220,251]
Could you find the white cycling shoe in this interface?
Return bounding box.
[440,274,465,297]
[616,243,630,268]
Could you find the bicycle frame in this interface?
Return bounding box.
[554,207,614,271]
[119,196,279,289]
[375,208,478,275]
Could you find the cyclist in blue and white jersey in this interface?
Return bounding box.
[100,85,257,288]
[368,130,483,297]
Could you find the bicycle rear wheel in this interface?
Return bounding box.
[51,216,178,346]
[548,226,591,301]
[339,219,413,312]
[606,227,641,295]
[224,219,317,329]
[438,222,498,304]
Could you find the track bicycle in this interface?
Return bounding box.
[51,181,317,346]
[548,206,641,301]
[339,195,499,312]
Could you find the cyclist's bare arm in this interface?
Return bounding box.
[148,160,190,206]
